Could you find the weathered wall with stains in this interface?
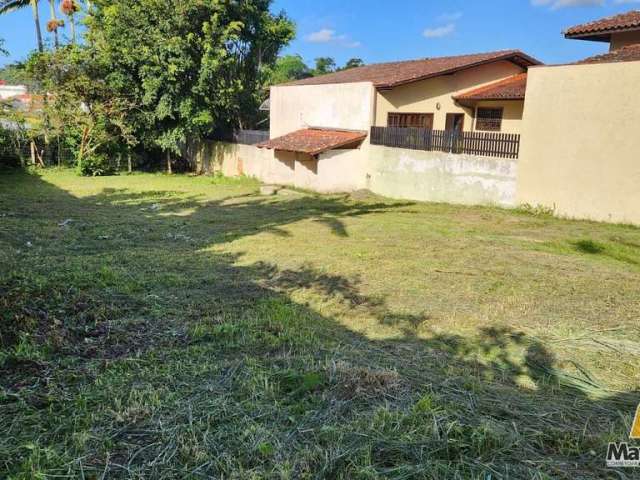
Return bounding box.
[194,141,368,193]
[367,145,517,206]
[193,141,515,205]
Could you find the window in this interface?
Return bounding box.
[388,113,434,129]
[476,107,503,132]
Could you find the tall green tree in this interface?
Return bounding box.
[267,54,311,86]
[313,57,335,76]
[342,58,365,70]
[0,0,44,52]
[84,0,294,167]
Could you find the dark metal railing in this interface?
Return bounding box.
[370,126,520,159]
[232,129,269,146]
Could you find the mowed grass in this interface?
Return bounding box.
[1,168,639,479]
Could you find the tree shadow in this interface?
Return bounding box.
[0,170,637,479]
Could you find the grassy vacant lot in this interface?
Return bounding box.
[1,169,639,479]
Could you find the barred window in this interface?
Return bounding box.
[388,113,434,129]
[476,108,503,132]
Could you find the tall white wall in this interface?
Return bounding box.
[270,82,375,137]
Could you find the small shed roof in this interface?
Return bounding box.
[564,10,640,42]
[257,128,367,156]
[454,74,527,105]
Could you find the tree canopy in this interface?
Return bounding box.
[84,0,294,154]
[267,54,311,85]
[313,57,336,76]
[341,58,365,70]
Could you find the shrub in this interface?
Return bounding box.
[76,151,116,176]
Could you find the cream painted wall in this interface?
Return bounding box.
[367,145,517,206]
[270,82,375,138]
[610,31,640,50]
[518,62,640,224]
[375,61,525,132]
[199,142,368,193]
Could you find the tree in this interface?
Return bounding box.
[0,62,35,86]
[60,0,80,45]
[0,0,44,52]
[0,38,7,57]
[342,58,364,70]
[29,46,140,174]
[46,0,63,49]
[266,54,311,86]
[83,0,294,166]
[313,57,335,76]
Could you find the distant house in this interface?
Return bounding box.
[249,50,539,201]
[262,49,540,144]
[564,10,640,52]
[0,80,28,101]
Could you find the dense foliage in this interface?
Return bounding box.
[1,1,365,176]
[5,0,294,175]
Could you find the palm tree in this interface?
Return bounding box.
[60,0,78,45]
[0,0,44,52]
[47,0,60,49]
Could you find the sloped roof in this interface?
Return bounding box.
[565,10,640,41]
[576,44,640,64]
[454,74,527,103]
[280,50,541,89]
[257,128,367,156]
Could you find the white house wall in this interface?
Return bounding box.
[270,82,376,137]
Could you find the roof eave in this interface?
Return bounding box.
[454,96,524,107]
[378,52,541,90]
[565,25,640,41]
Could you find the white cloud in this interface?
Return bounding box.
[423,23,456,38]
[304,29,361,48]
[305,29,335,43]
[438,12,463,22]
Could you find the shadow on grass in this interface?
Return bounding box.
[0,170,637,479]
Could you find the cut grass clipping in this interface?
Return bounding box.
[1,169,639,479]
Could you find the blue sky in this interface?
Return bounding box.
[2,0,640,68]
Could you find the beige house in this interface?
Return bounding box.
[250,50,540,204]
[204,9,640,224]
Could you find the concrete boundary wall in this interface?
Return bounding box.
[195,140,516,206]
[367,145,517,206]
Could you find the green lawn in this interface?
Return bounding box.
[1,169,639,479]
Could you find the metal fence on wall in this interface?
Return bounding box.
[370,126,521,159]
[0,141,75,167]
[231,130,269,146]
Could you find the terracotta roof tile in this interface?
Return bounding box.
[454,74,527,102]
[565,10,640,39]
[280,50,541,89]
[258,128,367,156]
[576,44,640,64]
